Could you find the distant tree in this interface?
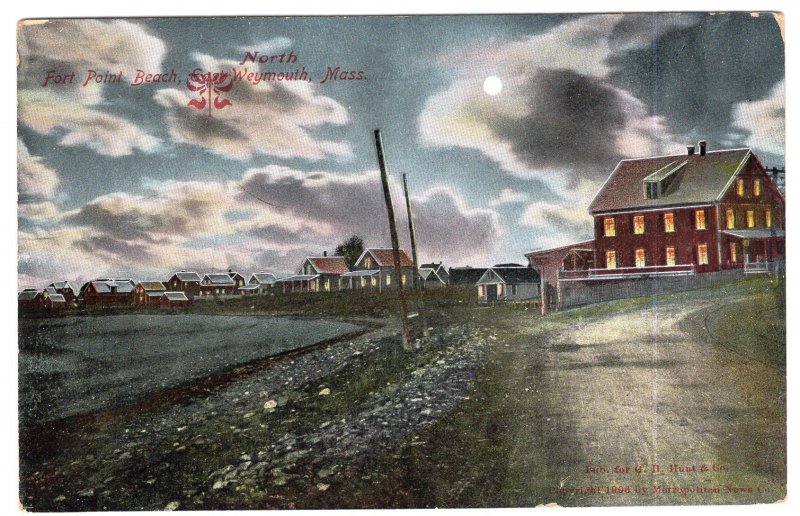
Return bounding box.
[335,235,364,269]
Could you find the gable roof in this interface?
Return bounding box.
[172,271,202,282]
[137,281,166,291]
[18,290,39,301]
[250,272,277,284]
[88,279,135,294]
[589,149,752,214]
[163,291,189,301]
[448,267,488,285]
[478,267,539,285]
[418,267,446,283]
[203,273,236,286]
[49,281,73,290]
[48,293,66,303]
[356,248,414,268]
[305,256,350,274]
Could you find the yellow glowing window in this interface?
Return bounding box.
[765,209,772,228]
[324,279,330,291]
[664,213,675,232]
[746,210,755,228]
[726,208,735,229]
[604,217,616,237]
[371,276,377,287]
[635,249,646,268]
[386,274,392,286]
[360,277,365,287]
[606,250,617,269]
[698,244,709,265]
[633,215,645,234]
[695,210,706,230]
[665,247,676,266]
[401,274,407,286]
[754,179,762,197]
[737,178,745,196]
[730,242,739,263]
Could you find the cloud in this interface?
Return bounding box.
[519,201,594,250]
[238,166,503,264]
[154,53,352,160]
[418,14,694,186]
[489,188,529,207]
[19,165,503,288]
[17,19,165,156]
[18,138,59,203]
[732,80,784,159]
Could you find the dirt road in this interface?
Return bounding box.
[343,283,786,508]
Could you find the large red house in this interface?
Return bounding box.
[588,143,784,276]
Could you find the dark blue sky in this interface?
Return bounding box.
[17,13,784,288]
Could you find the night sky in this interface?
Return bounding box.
[17,13,785,289]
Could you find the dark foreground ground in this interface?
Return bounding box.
[19,278,785,510]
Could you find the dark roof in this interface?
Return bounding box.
[492,267,539,284]
[419,268,446,283]
[203,273,236,286]
[448,267,488,285]
[589,149,751,214]
[138,281,166,291]
[48,294,66,303]
[493,262,524,268]
[18,290,39,301]
[250,272,277,284]
[49,281,73,290]
[163,291,189,301]
[173,271,202,282]
[357,248,414,268]
[723,229,785,239]
[306,256,350,274]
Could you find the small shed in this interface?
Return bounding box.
[477,267,540,302]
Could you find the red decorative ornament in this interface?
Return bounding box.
[186,69,234,116]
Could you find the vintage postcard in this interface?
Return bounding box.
[16,11,786,510]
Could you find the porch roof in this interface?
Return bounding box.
[722,229,785,239]
[340,270,380,278]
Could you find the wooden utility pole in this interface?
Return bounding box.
[374,129,412,349]
[403,173,428,338]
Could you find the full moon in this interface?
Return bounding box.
[483,76,503,96]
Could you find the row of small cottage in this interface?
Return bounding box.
[18,247,543,310]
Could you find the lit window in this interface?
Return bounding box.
[324,279,330,291]
[498,284,504,296]
[604,217,616,237]
[360,277,365,287]
[371,276,377,287]
[695,210,706,230]
[402,274,407,286]
[665,247,676,266]
[635,249,646,268]
[726,208,735,229]
[747,210,755,228]
[633,215,645,234]
[606,250,617,269]
[730,242,739,263]
[698,244,709,265]
[765,209,772,228]
[754,179,762,196]
[737,178,745,197]
[386,274,392,286]
[664,213,675,233]
[478,285,484,297]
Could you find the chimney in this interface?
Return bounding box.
[323,250,327,257]
[687,145,695,156]
[699,140,707,156]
